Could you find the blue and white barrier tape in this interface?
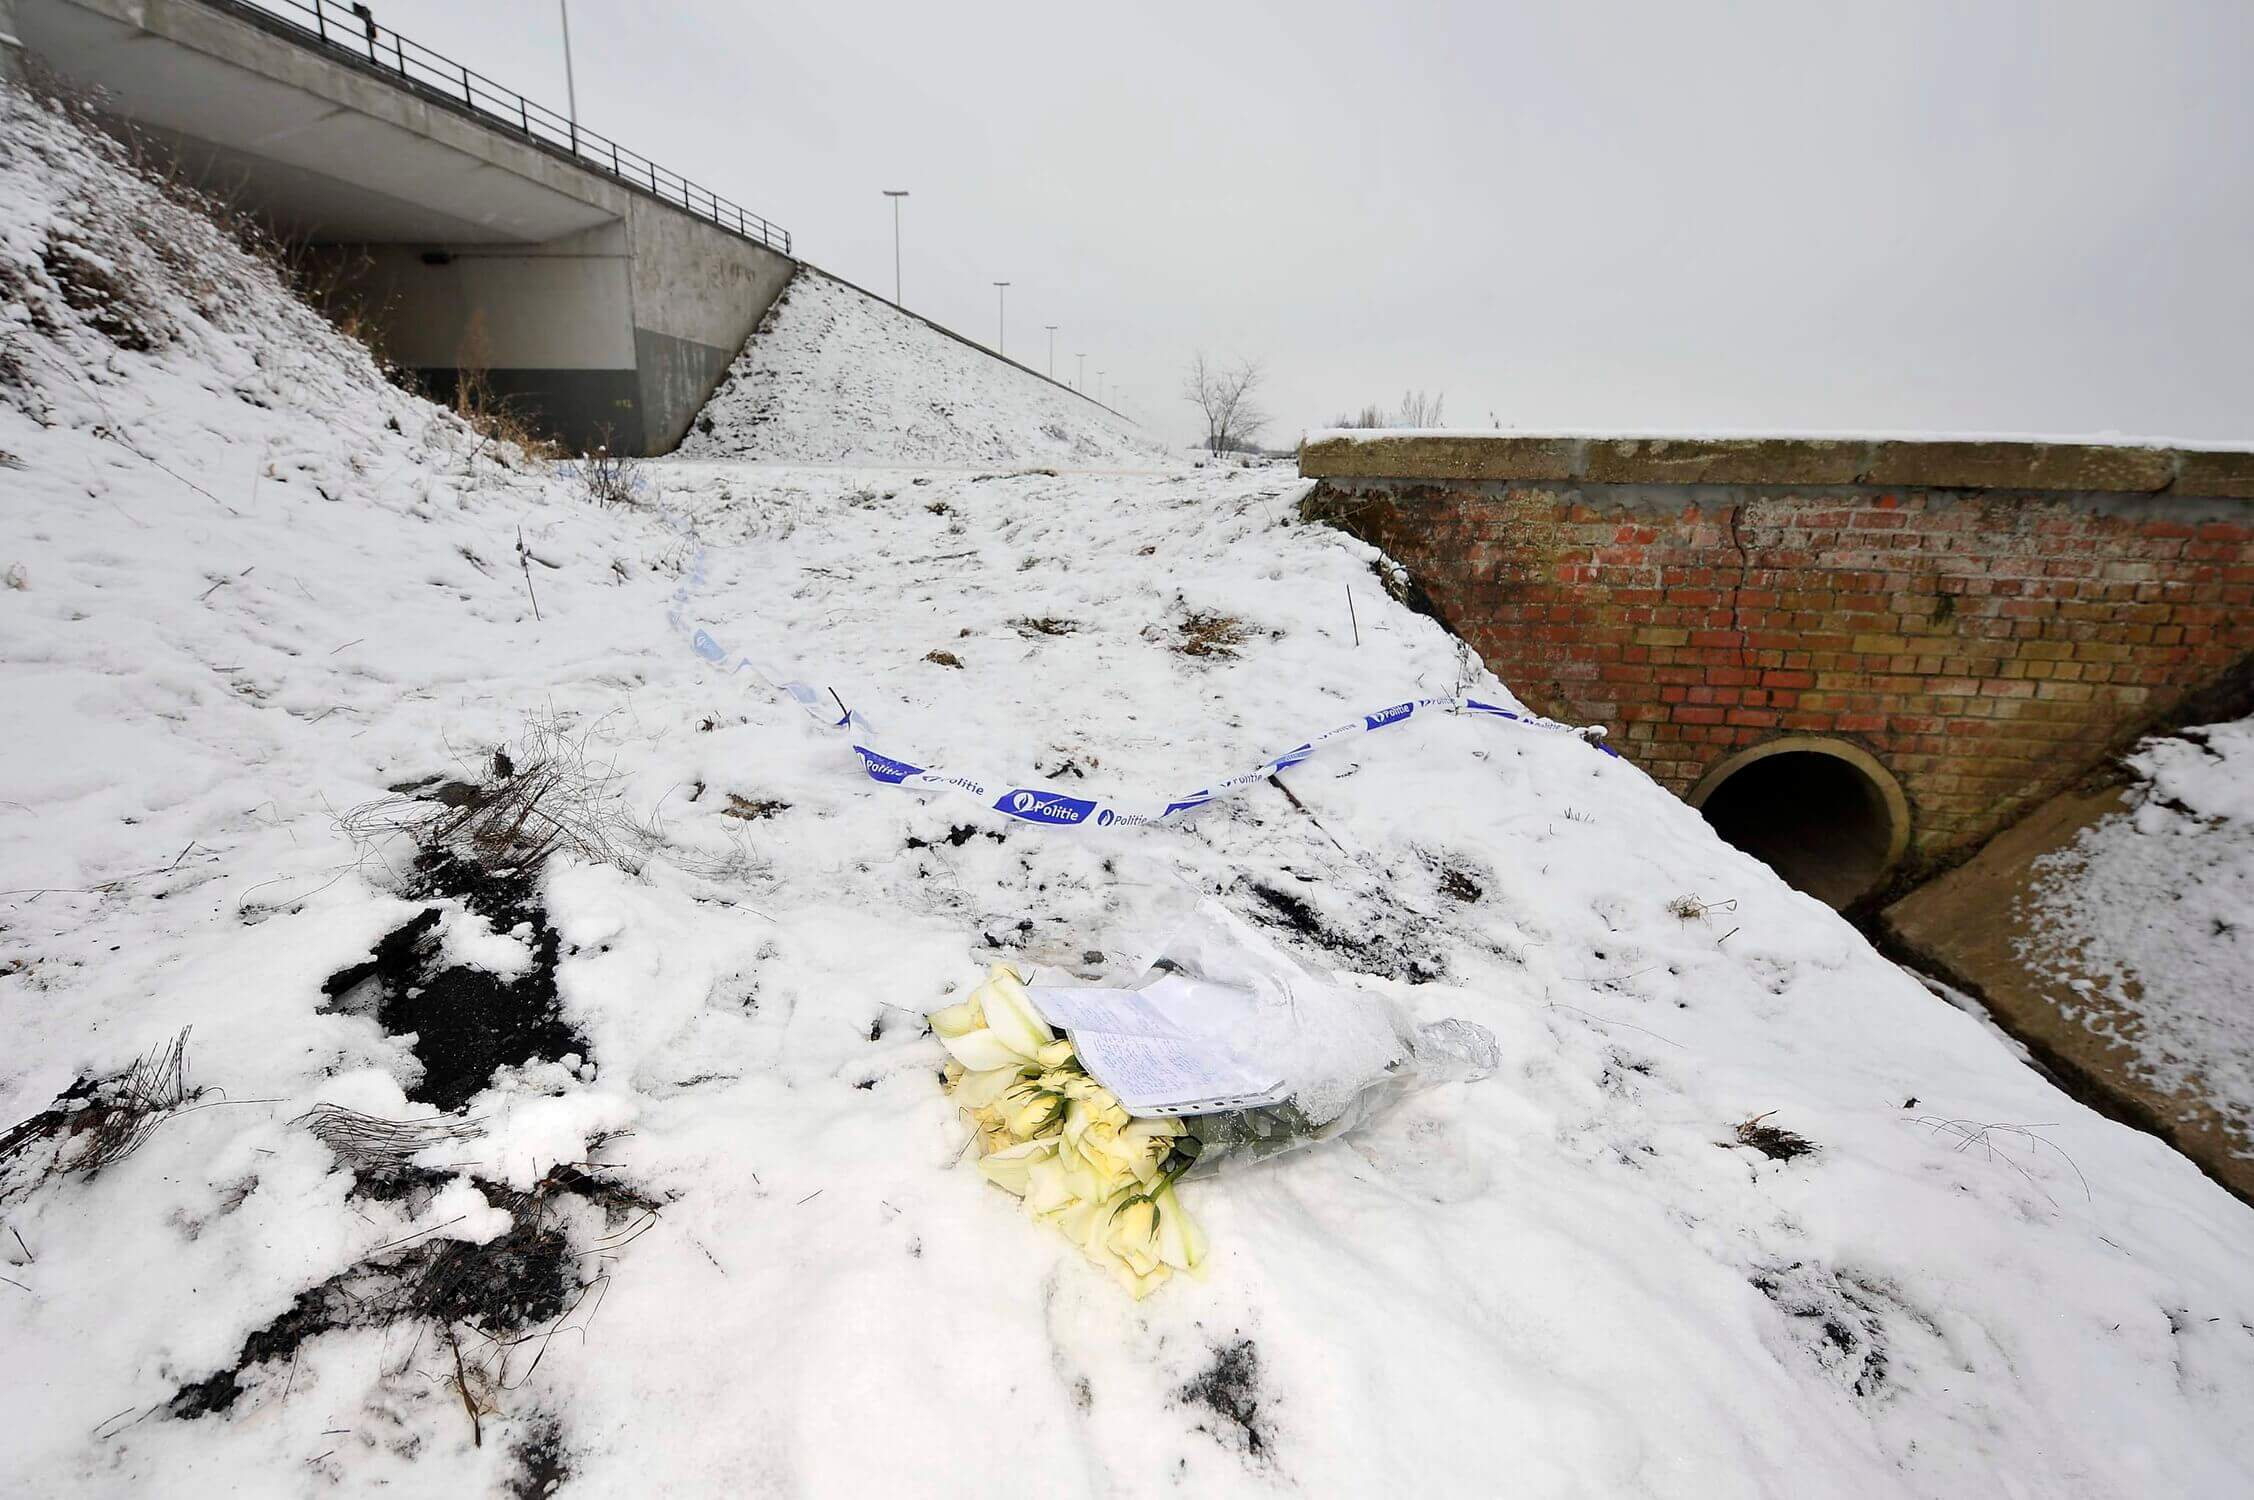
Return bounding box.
[662,525,1616,828]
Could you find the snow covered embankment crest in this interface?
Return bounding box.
[678,267,1172,469]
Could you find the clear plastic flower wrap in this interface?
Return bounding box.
[1066,897,1501,1175]
[1177,1014,1500,1174]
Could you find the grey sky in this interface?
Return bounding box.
[372,0,2253,449]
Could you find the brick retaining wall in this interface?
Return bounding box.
[1302,436,2254,864]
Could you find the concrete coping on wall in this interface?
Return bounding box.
[1299,432,2254,499]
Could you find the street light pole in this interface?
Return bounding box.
[558,1,578,147]
[1044,325,1058,379]
[1076,352,1086,390]
[882,190,909,306]
[992,282,1011,355]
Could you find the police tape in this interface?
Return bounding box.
[663,528,1616,829]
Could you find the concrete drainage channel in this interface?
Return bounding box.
[1694,753,2254,1209]
[1694,784,2254,1207]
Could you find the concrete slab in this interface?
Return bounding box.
[1882,782,2254,1204]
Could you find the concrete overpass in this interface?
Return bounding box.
[6,0,795,453]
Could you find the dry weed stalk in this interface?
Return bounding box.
[340,716,659,877]
[1909,1114,2092,1208]
[295,1103,485,1174]
[0,1029,202,1200]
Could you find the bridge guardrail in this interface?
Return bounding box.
[208,0,792,256]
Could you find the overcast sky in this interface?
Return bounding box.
[371,0,2253,450]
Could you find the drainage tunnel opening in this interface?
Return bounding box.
[1693,744,1908,909]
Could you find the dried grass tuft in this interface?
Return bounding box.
[0,1029,201,1200]
[340,716,660,878]
[296,1103,485,1176]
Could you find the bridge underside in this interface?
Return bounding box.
[1302,434,2254,907]
[13,0,793,453]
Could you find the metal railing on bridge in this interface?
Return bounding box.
[209,0,792,256]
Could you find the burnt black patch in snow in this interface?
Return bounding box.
[1179,1337,1274,1462]
[508,1410,571,1499]
[320,849,583,1113]
[1437,865,1484,903]
[169,1166,656,1421]
[1242,879,1447,984]
[167,1275,358,1418]
[348,1161,457,1207]
[905,824,1005,851]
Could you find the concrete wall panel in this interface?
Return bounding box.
[623,196,793,451]
[341,243,636,371]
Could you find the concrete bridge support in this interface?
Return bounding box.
[0,0,22,83]
[12,0,793,453]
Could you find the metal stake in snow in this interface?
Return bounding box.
[516,526,541,622]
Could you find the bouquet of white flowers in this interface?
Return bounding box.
[934,965,1207,1299]
[932,902,1500,1298]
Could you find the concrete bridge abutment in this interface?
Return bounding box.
[13,0,794,454]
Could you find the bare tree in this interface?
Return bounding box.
[1325,391,1447,430]
[1394,389,1446,428]
[1183,352,1270,454]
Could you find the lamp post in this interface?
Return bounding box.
[1044,324,1058,379]
[1076,352,1087,390]
[558,1,578,149]
[882,190,909,306]
[992,282,1010,355]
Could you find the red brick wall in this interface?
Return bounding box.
[1308,481,2254,859]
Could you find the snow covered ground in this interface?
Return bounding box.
[676,267,1169,468]
[5,84,2254,1497]
[2024,717,2254,1164]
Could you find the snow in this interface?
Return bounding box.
[2023,717,2254,1156]
[1305,425,2254,451]
[5,81,2254,1497]
[676,267,1171,468]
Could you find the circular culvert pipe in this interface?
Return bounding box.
[1689,737,1911,908]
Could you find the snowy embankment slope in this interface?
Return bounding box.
[675,266,1170,468]
[4,85,2254,1498]
[2024,717,2254,1158]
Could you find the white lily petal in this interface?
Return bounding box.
[1155,1181,1208,1274]
[928,998,983,1039]
[978,960,1054,1051]
[953,1063,1032,1109]
[939,1027,1023,1072]
[978,967,1054,1060]
[978,1136,1059,1196]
